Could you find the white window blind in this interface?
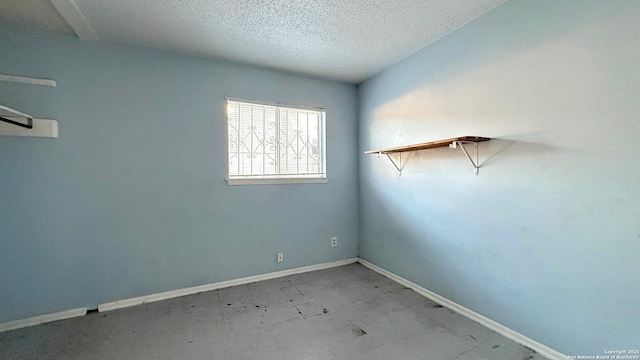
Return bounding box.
[227,99,326,184]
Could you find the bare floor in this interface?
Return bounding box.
[0,264,547,360]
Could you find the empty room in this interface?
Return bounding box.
[1,0,638,359]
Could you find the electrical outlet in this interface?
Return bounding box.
[331,237,338,247]
[277,252,283,263]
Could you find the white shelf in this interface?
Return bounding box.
[0,118,58,138]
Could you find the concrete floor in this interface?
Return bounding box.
[0,263,547,360]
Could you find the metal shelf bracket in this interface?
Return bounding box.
[366,136,490,176]
[0,115,33,129]
[0,104,35,129]
[450,141,480,175]
[378,151,402,176]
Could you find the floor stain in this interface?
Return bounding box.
[291,302,303,315]
[492,345,500,349]
[523,346,536,360]
[352,326,367,336]
[2,264,544,359]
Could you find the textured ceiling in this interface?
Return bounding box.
[0,0,507,83]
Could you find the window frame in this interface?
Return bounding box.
[225,98,328,185]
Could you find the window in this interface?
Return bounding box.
[226,99,327,185]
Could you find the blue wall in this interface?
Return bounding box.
[358,0,640,355]
[0,20,358,323]
[3,0,640,355]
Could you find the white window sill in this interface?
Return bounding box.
[226,177,329,186]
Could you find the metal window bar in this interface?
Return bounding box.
[296,111,299,173]
[262,106,266,175]
[275,106,280,176]
[250,106,253,174]
[297,112,301,173]
[286,109,288,173]
[306,113,309,173]
[237,104,241,176]
[228,100,326,179]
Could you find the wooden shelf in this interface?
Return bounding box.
[364,136,490,154]
[365,136,491,175]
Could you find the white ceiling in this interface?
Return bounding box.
[0,0,507,83]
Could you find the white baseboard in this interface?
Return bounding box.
[0,258,357,332]
[98,258,359,312]
[357,258,569,360]
[2,255,562,360]
[0,308,87,333]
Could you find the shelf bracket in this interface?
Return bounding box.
[450,141,480,175]
[0,115,33,129]
[379,152,402,175]
[366,137,489,176]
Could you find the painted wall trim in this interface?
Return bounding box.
[0,73,57,87]
[0,259,357,332]
[226,177,329,186]
[50,0,99,41]
[0,256,568,359]
[0,119,58,138]
[0,308,87,333]
[357,258,569,360]
[98,258,358,312]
